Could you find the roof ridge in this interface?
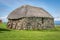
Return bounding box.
[24,5,28,17]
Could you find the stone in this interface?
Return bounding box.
[7,17,54,30]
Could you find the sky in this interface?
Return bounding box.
[0,0,60,22]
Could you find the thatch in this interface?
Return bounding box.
[7,5,53,19]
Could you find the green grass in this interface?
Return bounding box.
[0,23,6,28]
[0,23,60,40]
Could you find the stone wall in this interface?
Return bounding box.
[7,17,54,30]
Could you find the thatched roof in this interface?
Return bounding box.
[7,5,53,19]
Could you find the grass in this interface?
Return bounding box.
[0,23,60,40]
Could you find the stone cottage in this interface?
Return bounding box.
[7,5,54,30]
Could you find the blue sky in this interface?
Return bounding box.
[0,0,60,22]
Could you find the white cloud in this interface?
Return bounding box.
[54,17,60,21]
[0,16,7,19]
[0,16,8,22]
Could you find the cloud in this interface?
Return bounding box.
[0,16,7,19]
[54,17,60,21]
[0,15,8,22]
